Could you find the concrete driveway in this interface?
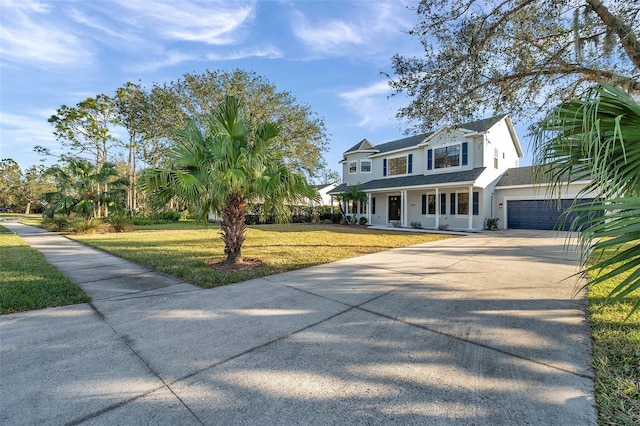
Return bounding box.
[0,222,595,425]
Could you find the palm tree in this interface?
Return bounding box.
[337,184,367,222]
[43,158,127,222]
[534,83,640,313]
[140,96,316,265]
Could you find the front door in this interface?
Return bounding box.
[388,196,401,221]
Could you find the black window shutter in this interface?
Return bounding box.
[372,197,376,214]
[421,194,427,215]
[408,154,413,174]
[473,191,479,215]
[383,159,387,176]
[440,193,446,215]
[462,142,468,166]
[427,149,432,170]
[450,194,456,215]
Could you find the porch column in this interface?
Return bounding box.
[468,185,473,231]
[401,190,408,227]
[367,193,372,225]
[330,195,334,214]
[435,187,440,229]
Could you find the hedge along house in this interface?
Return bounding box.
[329,115,525,231]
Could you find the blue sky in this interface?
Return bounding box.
[0,0,532,177]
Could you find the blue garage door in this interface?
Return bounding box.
[507,199,582,230]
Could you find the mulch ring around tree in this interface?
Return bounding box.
[206,257,263,272]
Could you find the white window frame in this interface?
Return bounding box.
[348,160,357,174]
[387,155,408,177]
[455,191,470,216]
[434,144,461,169]
[360,160,372,173]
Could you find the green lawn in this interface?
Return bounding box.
[70,222,453,288]
[588,260,640,425]
[0,226,90,314]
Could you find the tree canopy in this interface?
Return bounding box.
[140,96,317,265]
[389,0,640,132]
[145,69,329,179]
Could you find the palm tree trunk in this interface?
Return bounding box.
[221,190,247,264]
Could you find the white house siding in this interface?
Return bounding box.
[485,119,520,170]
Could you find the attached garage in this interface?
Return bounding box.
[495,166,596,231]
[507,199,575,230]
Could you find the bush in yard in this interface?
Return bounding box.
[358,217,368,225]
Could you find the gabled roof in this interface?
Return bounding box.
[329,168,486,193]
[367,134,430,155]
[344,138,377,154]
[457,115,506,133]
[344,115,511,158]
[314,183,338,191]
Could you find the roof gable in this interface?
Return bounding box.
[345,138,376,154]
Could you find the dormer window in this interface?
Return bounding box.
[349,161,357,174]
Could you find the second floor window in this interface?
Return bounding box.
[360,160,371,173]
[388,156,407,176]
[434,145,460,168]
[349,161,357,174]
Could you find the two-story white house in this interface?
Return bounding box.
[330,114,595,231]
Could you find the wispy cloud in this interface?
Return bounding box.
[290,11,364,54]
[112,0,256,45]
[0,1,93,68]
[131,45,282,73]
[339,81,406,129]
[0,110,59,159]
[290,1,414,58]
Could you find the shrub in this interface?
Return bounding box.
[70,218,103,234]
[106,215,134,233]
[358,217,368,225]
[42,216,70,232]
[485,217,499,230]
[410,221,422,228]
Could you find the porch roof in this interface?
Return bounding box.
[329,168,486,194]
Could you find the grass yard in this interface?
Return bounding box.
[70,223,453,288]
[0,225,90,314]
[588,260,640,425]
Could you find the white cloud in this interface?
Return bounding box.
[290,1,415,57]
[0,1,93,68]
[132,45,283,73]
[112,0,256,45]
[339,80,407,129]
[205,46,283,61]
[291,11,364,54]
[0,110,60,165]
[130,51,200,73]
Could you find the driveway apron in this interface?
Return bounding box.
[0,221,595,425]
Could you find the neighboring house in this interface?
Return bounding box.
[314,183,339,207]
[330,114,590,231]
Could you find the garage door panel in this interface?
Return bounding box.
[507,200,571,230]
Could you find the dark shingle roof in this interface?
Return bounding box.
[457,115,506,133]
[496,165,593,187]
[329,168,486,193]
[345,138,377,154]
[495,166,538,187]
[345,115,507,157]
[367,134,431,155]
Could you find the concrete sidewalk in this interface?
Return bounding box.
[0,221,596,425]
